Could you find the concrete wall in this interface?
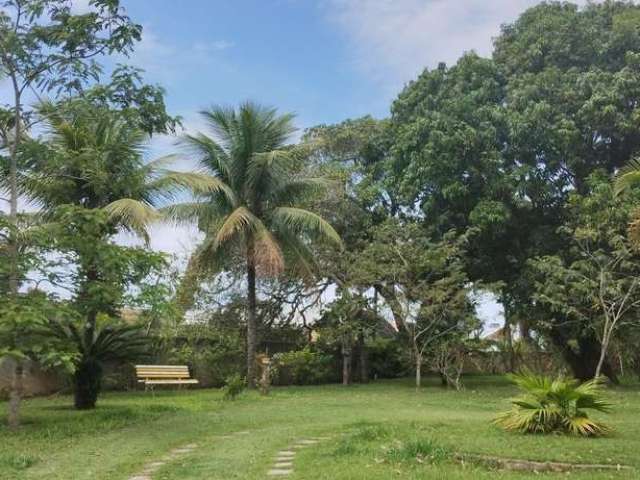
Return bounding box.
[0,358,63,398]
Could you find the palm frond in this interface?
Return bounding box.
[180,132,233,181]
[494,372,612,437]
[103,199,160,243]
[273,207,343,248]
[147,170,236,205]
[253,225,285,276]
[614,157,640,196]
[271,177,333,204]
[213,206,261,248]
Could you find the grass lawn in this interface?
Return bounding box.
[2,375,639,479]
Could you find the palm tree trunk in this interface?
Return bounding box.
[246,242,258,389]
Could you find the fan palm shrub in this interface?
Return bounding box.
[494,372,612,436]
[169,102,342,386]
[49,317,150,409]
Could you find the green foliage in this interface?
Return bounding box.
[158,323,244,388]
[0,0,142,95]
[221,373,245,401]
[530,175,640,377]
[21,102,213,241]
[0,291,76,370]
[384,438,450,464]
[494,372,612,436]
[367,338,407,379]
[81,65,181,135]
[271,347,334,385]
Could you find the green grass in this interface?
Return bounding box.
[1,375,639,479]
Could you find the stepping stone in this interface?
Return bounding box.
[147,461,166,468]
[128,476,151,480]
[296,439,318,445]
[172,448,193,454]
[277,451,295,456]
[267,469,293,476]
[274,462,293,468]
[276,456,293,462]
[235,431,250,435]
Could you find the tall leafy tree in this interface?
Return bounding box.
[495,0,640,378]
[386,1,640,379]
[20,102,215,408]
[531,174,640,379]
[170,102,342,386]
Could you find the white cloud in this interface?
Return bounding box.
[117,24,234,86]
[326,0,593,91]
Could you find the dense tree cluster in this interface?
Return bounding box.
[3,0,640,429]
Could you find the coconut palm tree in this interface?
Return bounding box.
[169,102,342,386]
[614,157,640,244]
[19,100,219,408]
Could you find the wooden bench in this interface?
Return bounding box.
[135,365,199,391]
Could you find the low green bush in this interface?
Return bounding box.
[221,373,245,401]
[271,347,334,385]
[385,438,450,464]
[367,338,407,379]
[494,372,612,436]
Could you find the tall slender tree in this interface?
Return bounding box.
[170,102,342,387]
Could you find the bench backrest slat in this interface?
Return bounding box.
[135,365,192,379]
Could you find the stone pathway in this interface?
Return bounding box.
[127,429,258,479]
[267,436,331,477]
[128,443,198,480]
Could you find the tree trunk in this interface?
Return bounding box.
[358,331,368,383]
[374,284,406,332]
[7,76,21,296]
[246,243,258,389]
[342,338,351,385]
[502,299,516,372]
[549,325,618,383]
[415,353,422,389]
[74,359,103,409]
[594,333,611,379]
[75,265,102,409]
[7,361,24,430]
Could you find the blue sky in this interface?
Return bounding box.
[107,0,595,141]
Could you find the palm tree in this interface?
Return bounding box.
[614,157,640,244]
[169,102,342,386]
[20,100,218,408]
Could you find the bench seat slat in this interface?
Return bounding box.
[136,370,190,373]
[139,379,199,384]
